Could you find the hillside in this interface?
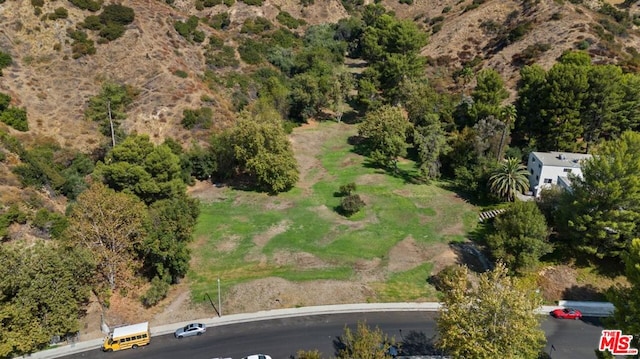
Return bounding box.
[0,0,638,148]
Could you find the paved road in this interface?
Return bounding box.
[60,312,603,359]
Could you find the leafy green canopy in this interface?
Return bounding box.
[358,104,412,171]
[563,131,640,261]
[437,263,546,358]
[488,157,529,202]
[212,104,299,193]
[0,243,94,358]
[95,135,186,204]
[487,201,551,274]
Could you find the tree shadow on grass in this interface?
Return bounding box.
[437,179,499,208]
[449,241,494,273]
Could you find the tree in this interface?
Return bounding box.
[64,182,147,291]
[487,201,552,274]
[606,238,640,353]
[581,65,624,152]
[358,105,412,171]
[336,321,397,359]
[213,104,299,193]
[398,78,453,180]
[488,157,530,202]
[563,131,640,261]
[142,194,200,283]
[96,135,186,204]
[470,68,509,122]
[85,82,137,144]
[437,263,546,358]
[0,243,94,357]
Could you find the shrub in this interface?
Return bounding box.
[240,0,263,5]
[100,4,135,25]
[0,107,28,131]
[576,39,591,50]
[238,38,267,64]
[209,35,224,49]
[49,7,69,20]
[0,51,12,75]
[0,93,10,111]
[508,21,533,43]
[512,42,551,66]
[442,5,451,13]
[399,0,413,4]
[69,0,101,12]
[241,17,272,34]
[203,0,223,6]
[550,12,562,20]
[276,11,306,29]
[173,69,188,78]
[68,30,96,58]
[339,182,356,196]
[340,194,365,216]
[31,0,44,7]
[141,277,170,307]
[223,0,234,5]
[81,15,103,30]
[181,107,213,129]
[209,12,230,29]
[99,22,125,41]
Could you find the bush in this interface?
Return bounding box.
[0,107,28,131]
[276,11,306,29]
[173,69,188,78]
[338,182,356,196]
[203,0,223,6]
[0,50,12,74]
[0,93,10,111]
[48,7,69,20]
[238,38,267,64]
[81,15,103,30]
[240,0,263,5]
[209,35,224,49]
[340,194,365,216]
[181,107,213,129]
[99,22,125,41]
[31,0,44,7]
[69,0,101,12]
[205,45,239,69]
[240,17,272,34]
[141,277,170,307]
[209,12,230,30]
[100,4,135,25]
[399,0,413,4]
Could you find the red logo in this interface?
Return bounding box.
[599,330,638,356]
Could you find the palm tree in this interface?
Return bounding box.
[489,157,530,202]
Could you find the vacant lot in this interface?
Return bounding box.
[187,121,479,314]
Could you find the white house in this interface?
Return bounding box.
[527,151,592,197]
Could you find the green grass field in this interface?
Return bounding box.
[188,122,479,303]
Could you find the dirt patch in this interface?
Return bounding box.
[387,236,432,273]
[222,277,377,313]
[187,180,228,203]
[537,265,579,302]
[356,173,388,186]
[272,250,328,269]
[216,234,241,252]
[253,219,290,248]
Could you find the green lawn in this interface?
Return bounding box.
[188,122,479,303]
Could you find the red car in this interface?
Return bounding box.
[552,308,583,320]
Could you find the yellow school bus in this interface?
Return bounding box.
[102,322,150,352]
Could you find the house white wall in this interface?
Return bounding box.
[527,151,592,197]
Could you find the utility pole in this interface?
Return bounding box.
[217,278,222,317]
[107,100,115,147]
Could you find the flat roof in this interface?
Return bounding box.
[531,151,592,168]
[112,322,149,338]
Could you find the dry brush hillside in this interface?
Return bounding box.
[0,0,638,217]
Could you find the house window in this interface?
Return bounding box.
[530,169,534,174]
[543,178,552,184]
[538,164,542,169]
[532,157,536,162]
[563,168,572,173]
[536,175,539,180]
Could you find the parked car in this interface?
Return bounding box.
[174,323,206,338]
[551,308,582,320]
[241,355,272,359]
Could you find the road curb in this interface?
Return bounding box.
[17,302,570,359]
